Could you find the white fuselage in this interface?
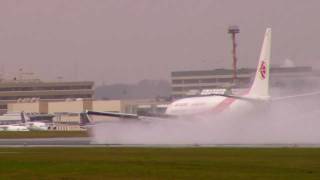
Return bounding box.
[0,125,29,131]
[165,96,255,116]
[26,122,49,131]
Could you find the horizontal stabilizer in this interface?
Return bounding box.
[271,91,320,101]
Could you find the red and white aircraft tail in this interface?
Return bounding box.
[246,28,271,100]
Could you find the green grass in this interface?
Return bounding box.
[0,131,89,139]
[0,148,320,179]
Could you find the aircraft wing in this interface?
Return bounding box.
[86,110,139,119]
[271,91,320,101]
[84,110,175,123]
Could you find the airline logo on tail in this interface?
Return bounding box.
[259,61,267,80]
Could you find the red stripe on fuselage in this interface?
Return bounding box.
[212,97,237,113]
[212,89,250,113]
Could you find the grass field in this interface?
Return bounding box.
[0,131,89,139]
[0,148,320,179]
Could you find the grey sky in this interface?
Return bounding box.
[0,0,319,84]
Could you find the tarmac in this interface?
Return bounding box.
[1,138,320,148]
[0,137,91,147]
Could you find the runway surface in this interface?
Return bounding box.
[0,138,91,147]
[1,138,320,147]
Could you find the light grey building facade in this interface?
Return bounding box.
[171,66,316,98]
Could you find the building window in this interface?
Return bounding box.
[0,85,92,92]
[183,79,199,84]
[184,87,201,91]
[218,78,232,83]
[200,79,217,83]
[237,77,251,84]
[0,104,7,109]
[172,80,183,84]
[172,87,183,91]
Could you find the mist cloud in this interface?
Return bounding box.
[90,91,320,145]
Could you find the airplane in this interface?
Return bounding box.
[0,112,30,131]
[0,125,29,131]
[23,113,50,131]
[164,28,272,116]
[0,112,49,131]
[25,121,49,131]
[0,122,49,131]
[85,28,320,121]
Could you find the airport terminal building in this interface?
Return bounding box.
[0,79,94,114]
[171,66,318,98]
[0,78,169,130]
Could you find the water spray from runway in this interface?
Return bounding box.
[91,88,320,145]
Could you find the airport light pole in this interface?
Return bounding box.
[228,25,240,84]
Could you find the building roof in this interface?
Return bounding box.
[171,66,312,77]
[0,81,94,88]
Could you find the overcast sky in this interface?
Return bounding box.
[0,0,319,84]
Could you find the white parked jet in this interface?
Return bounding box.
[0,125,29,131]
[25,122,49,131]
[0,112,49,131]
[0,112,30,131]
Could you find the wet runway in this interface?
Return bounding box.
[1,138,320,148]
[0,138,91,147]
